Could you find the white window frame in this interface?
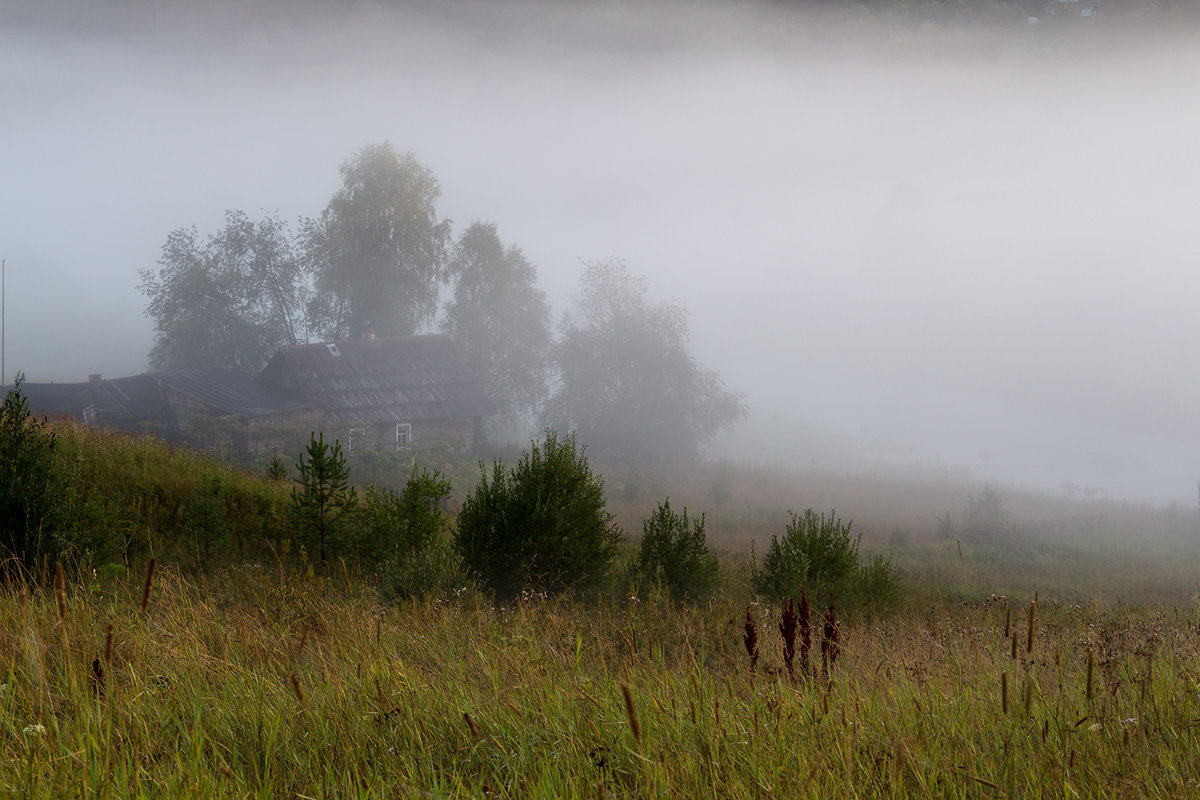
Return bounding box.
[348,427,365,455]
[395,423,413,449]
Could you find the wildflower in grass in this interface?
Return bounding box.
[23,723,46,736]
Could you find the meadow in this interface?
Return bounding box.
[2,418,1200,798]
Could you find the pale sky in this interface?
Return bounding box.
[3,0,1199,504]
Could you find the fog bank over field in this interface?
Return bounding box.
[3,1,1199,505]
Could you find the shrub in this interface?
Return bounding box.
[454,430,623,601]
[858,553,903,612]
[628,499,720,604]
[186,476,231,567]
[964,484,1007,539]
[0,378,64,570]
[356,467,460,598]
[264,455,289,481]
[291,432,357,566]
[753,508,901,613]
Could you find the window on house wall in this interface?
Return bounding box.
[395,423,412,449]
[348,427,365,455]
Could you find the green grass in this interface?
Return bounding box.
[3,567,1200,798]
[6,420,1200,797]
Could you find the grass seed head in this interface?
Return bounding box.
[620,682,642,746]
[54,562,66,622]
[1026,597,1037,654]
[290,673,304,705]
[141,559,157,615]
[822,603,840,674]
[463,712,482,741]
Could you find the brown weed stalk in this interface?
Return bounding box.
[1026,594,1038,655]
[743,607,759,675]
[780,597,798,680]
[620,682,642,746]
[54,562,67,622]
[91,657,105,697]
[141,558,157,615]
[463,712,482,741]
[290,673,304,705]
[821,603,840,676]
[799,588,812,677]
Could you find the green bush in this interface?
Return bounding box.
[0,378,64,570]
[628,499,720,604]
[356,467,461,598]
[454,430,623,601]
[858,553,903,612]
[753,508,901,613]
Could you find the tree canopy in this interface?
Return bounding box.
[139,147,745,463]
[139,210,304,372]
[543,260,746,461]
[441,221,553,438]
[305,142,451,341]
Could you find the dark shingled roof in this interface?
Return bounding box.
[157,366,318,418]
[260,334,494,424]
[1,382,90,419]
[81,375,172,432]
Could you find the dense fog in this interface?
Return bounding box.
[3,0,1199,504]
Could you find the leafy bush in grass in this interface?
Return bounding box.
[753,508,901,613]
[628,499,720,604]
[0,379,65,570]
[356,467,462,598]
[455,430,623,601]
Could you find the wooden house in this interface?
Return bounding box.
[259,334,494,454]
[150,367,322,454]
[9,335,492,457]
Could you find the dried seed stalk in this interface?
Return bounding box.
[821,603,841,675]
[621,682,642,746]
[799,588,812,675]
[54,562,67,622]
[463,712,482,741]
[743,607,759,675]
[141,558,156,615]
[1026,595,1038,655]
[289,673,304,705]
[780,597,798,680]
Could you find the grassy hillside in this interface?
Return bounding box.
[2,418,1199,796]
[40,419,293,574]
[15,415,1200,607]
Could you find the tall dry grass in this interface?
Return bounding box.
[3,564,1200,798]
